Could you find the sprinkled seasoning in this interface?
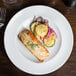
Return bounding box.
[27,41,39,50]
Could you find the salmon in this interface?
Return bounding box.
[18,29,49,62]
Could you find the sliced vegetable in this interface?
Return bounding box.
[47,26,57,38]
[30,16,57,48]
[35,24,48,38]
[30,22,38,32]
[36,16,43,22]
[43,26,57,47]
[34,16,48,24]
[43,33,56,47]
[44,19,48,24]
[44,39,55,47]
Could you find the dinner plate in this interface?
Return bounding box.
[4,5,74,75]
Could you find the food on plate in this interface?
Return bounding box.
[44,33,56,47]
[30,17,49,40]
[30,22,38,33]
[18,29,49,62]
[30,16,57,47]
[43,27,57,47]
[33,16,48,24]
[35,24,48,38]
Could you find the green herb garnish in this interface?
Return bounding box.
[27,41,39,50]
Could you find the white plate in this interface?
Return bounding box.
[4,5,74,75]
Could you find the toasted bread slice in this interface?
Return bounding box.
[18,29,49,62]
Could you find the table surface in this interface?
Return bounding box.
[0,0,76,76]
